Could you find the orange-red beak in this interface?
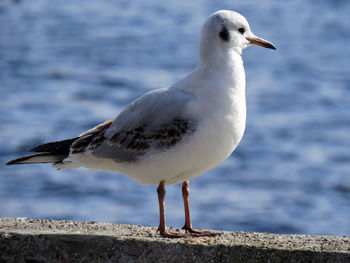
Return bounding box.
[246,36,276,50]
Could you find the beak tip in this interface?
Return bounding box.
[269,44,276,50]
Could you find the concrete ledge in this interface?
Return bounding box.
[0,218,349,262]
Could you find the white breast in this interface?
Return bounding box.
[116,63,247,186]
[67,52,247,186]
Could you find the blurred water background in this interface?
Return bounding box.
[0,0,349,236]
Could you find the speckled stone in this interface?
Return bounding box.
[0,218,349,262]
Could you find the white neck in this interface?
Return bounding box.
[199,49,244,80]
[177,49,246,97]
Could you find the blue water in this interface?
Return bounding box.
[0,0,349,236]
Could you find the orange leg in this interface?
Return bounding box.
[181,181,221,236]
[157,181,189,238]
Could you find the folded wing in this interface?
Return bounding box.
[72,87,197,163]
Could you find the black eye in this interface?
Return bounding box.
[238,27,245,34]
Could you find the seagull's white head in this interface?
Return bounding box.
[199,10,275,62]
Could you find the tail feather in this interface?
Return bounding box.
[6,137,78,166]
[6,153,66,165]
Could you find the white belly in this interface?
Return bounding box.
[65,75,247,185]
[65,93,247,186]
[114,110,246,185]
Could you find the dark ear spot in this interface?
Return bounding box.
[219,27,230,41]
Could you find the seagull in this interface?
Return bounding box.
[6,10,275,238]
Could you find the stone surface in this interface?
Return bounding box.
[0,218,349,262]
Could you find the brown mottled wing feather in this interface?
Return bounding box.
[108,118,195,152]
[71,119,114,154]
[71,117,196,163]
[71,87,196,162]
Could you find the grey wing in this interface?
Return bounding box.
[71,119,114,154]
[72,87,197,163]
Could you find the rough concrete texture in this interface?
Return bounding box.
[0,218,349,263]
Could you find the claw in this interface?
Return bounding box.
[182,226,221,236]
[158,229,191,238]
